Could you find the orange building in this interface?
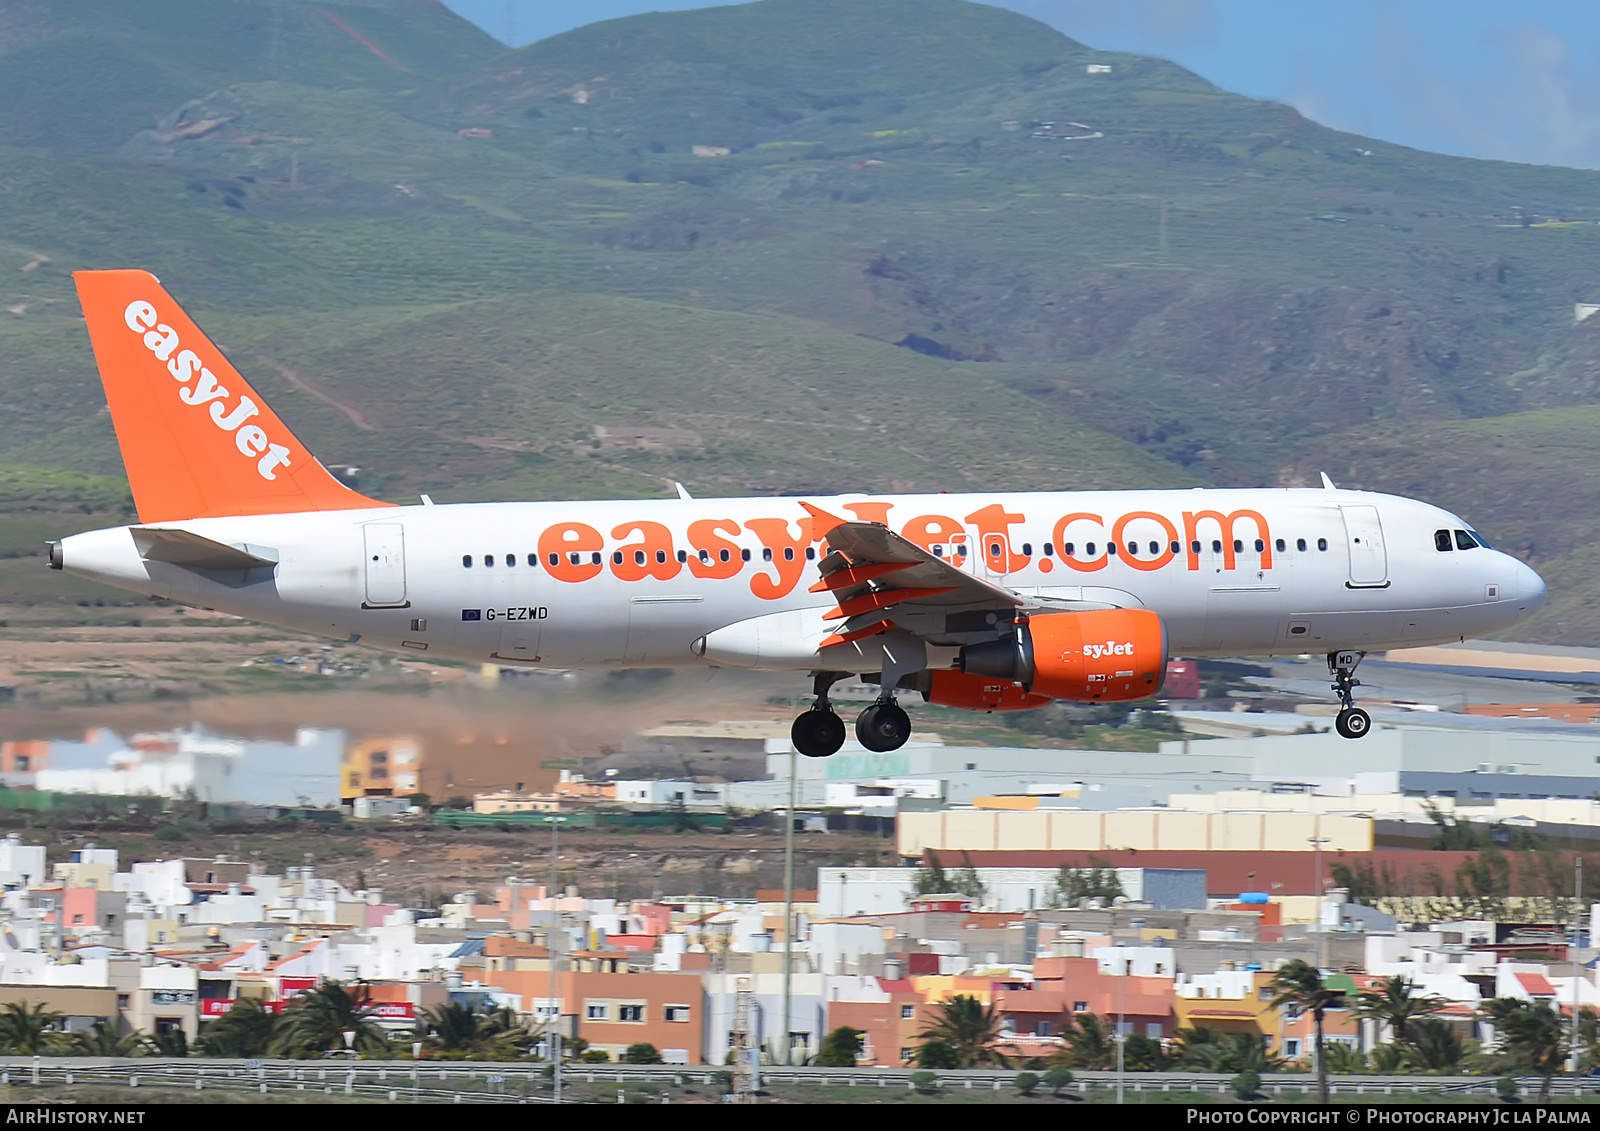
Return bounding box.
[342,736,421,800]
[484,967,705,1063]
[826,978,933,1066]
[0,740,47,776]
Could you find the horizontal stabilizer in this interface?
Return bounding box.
[131,527,279,571]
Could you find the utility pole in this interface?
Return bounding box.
[1309,834,1332,970]
[1116,947,1126,1105]
[545,815,567,1103]
[781,746,796,1066]
[1574,851,1584,1070]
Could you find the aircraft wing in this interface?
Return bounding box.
[801,502,1118,651]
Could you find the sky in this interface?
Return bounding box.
[442,1,1600,170]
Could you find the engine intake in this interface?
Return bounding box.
[958,608,1167,702]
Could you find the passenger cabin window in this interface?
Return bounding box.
[1317,538,1328,551]
[526,554,538,567]
[1254,539,1265,552]
[657,550,668,563]
[462,555,472,568]
[591,552,601,565]
[1044,543,1054,556]
[677,550,687,563]
[1296,538,1307,552]
[1170,541,1180,554]
[1190,540,1201,554]
[1233,539,1243,553]
[548,552,559,566]
[505,554,515,567]
[634,550,646,565]
[762,548,773,562]
[718,549,730,563]
[1454,529,1478,551]
[1435,529,1454,552]
[957,545,967,558]
[933,544,944,557]
[1127,542,1138,556]
[1022,543,1033,556]
[1063,543,1074,556]
[784,547,795,561]
[1275,539,1286,552]
[741,548,752,561]
[483,555,494,567]
[806,547,816,560]
[1211,540,1222,553]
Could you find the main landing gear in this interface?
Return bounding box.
[792,672,847,759]
[790,672,914,757]
[1328,650,1371,739]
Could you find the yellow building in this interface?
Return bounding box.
[342,736,422,800]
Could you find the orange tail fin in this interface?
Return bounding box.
[73,269,391,523]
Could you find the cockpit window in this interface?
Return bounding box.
[1454,529,1479,551]
[1468,529,1491,549]
[1434,529,1454,552]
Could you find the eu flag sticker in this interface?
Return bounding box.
[461,609,482,621]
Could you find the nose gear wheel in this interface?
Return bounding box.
[1328,650,1370,740]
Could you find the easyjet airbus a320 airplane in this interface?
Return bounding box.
[50,271,1546,756]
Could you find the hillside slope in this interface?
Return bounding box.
[0,0,1598,640]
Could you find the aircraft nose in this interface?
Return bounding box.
[1514,558,1546,611]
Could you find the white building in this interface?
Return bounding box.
[37,726,342,808]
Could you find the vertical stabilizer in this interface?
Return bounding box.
[73,269,390,523]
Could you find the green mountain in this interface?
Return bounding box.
[2,0,1600,641]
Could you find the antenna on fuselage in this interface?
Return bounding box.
[674,482,693,501]
[1319,472,1337,490]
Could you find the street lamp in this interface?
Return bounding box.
[545,815,567,1104]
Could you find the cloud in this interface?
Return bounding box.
[1296,6,1600,169]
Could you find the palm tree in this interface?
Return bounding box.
[148,1028,189,1058]
[1402,1017,1465,1073]
[0,1001,63,1054]
[1483,997,1565,1100]
[197,997,276,1058]
[1181,1032,1283,1074]
[1354,975,1447,1047]
[1269,960,1345,1105]
[1058,1012,1115,1069]
[66,1021,146,1058]
[414,1002,533,1060]
[270,980,387,1058]
[916,994,1008,1067]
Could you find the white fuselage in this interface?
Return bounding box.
[55,487,1545,671]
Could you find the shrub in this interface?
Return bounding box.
[1042,1066,1075,1096]
[909,1069,938,1094]
[1497,1077,1521,1103]
[1232,1069,1261,1101]
[580,1048,610,1063]
[621,1042,663,1064]
[1015,1071,1039,1095]
[817,1026,863,1068]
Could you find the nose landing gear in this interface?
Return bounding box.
[1328,650,1371,739]
[791,672,847,759]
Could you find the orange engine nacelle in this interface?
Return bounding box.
[958,608,1168,703]
[919,669,1053,713]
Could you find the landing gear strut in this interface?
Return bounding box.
[1328,650,1371,739]
[791,672,847,758]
